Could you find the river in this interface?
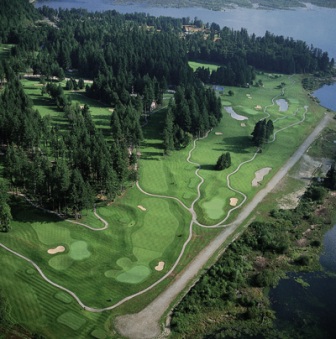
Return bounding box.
[270,224,336,338]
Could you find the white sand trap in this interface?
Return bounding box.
[109,108,114,112]
[255,105,262,110]
[246,94,252,99]
[230,198,238,206]
[252,168,272,187]
[224,106,248,121]
[241,123,246,127]
[48,246,65,254]
[155,261,165,271]
[79,105,85,109]
[137,205,146,211]
[215,132,223,135]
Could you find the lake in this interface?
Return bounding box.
[270,224,336,338]
[313,83,336,112]
[36,1,336,60]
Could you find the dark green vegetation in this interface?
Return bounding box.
[251,119,274,147]
[1,2,332,214]
[215,152,231,170]
[108,0,336,10]
[170,184,336,338]
[0,181,12,232]
[0,1,335,338]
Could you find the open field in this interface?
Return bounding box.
[0,70,328,338]
[188,61,221,72]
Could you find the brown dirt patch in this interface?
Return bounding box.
[254,256,267,269]
[296,238,308,247]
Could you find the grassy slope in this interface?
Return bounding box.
[0,69,328,337]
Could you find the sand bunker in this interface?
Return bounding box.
[230,198,238,206]
[137,205,146,211]
[215,132,223,135]
[241,123,246,127]
[255,105,262,110]
[155,261,165,271]
[252,167,272,187]
[276,99,288,112]
[48,246,65,254]
[224,106,248,121]
[246,94,252,99]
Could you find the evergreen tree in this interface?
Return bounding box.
[0,181,12,232]
[215,152,231,170]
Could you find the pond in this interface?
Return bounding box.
[313,83,336,112]
[275,99,288,112]
[270,224,336,338]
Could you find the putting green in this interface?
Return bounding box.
[69,241,91,260]
[116,265,151,284]
[117,257,134,270]
[203,197,225,220]
[48,255,74,271]
[243,107,260,115]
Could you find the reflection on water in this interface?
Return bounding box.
[270,224,336,338]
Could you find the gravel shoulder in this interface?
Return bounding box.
[115,113,332,339]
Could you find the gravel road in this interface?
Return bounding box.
[115,113,332,339]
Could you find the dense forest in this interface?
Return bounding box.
[0,0,334,215]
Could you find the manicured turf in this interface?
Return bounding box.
[0,70,327,338]
[69,241,91,260]
[57,311,87,330]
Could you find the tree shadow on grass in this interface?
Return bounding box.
[9,196,63,224]
[200,164,216,171]
[214,136,252,154]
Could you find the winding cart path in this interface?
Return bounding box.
[0,77,332,337]
[115,112,332,339]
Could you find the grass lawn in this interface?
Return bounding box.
[188,61,221,72]
[0,69,328,338]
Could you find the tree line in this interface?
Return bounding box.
[188,26,334,86]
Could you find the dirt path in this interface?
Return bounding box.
[115,112,332,339]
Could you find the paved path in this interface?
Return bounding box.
[115,112,332,339]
